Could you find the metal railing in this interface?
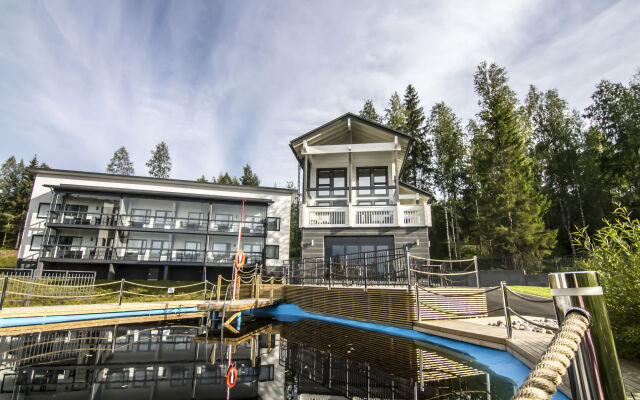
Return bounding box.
[499,281,557,339]
[0,269,96,307]
[48,211,118,226]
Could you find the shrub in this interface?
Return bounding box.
[574,205,640,359]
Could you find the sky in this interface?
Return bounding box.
[1,0,639,187]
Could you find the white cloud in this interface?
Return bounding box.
[0,0,638,186]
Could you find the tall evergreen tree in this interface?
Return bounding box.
[383,92,406,131]
[428,102,466,257]
[469,62,555,266]
[359,99,381,123]
[214,172,240,185]
[146,142,171,179]
[400,85,429,187]
[525,87,586,255]
[196,175,208,183]
[106,146,135,175]
[240,164,260,186]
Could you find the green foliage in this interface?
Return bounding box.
[196,175,208,183]
[214,172,240,185]
[359,99,381,123]
[146,142,171,178]
[575,205,640,358]
[0,250,17,268]
[467,62,556,264]
[286,181,301,258]
[383,91,406,131]
[106,146,135,175]
[0,155,48,248]
[399,84,429,188]
[240,164,260,186]
[509,286,551,298]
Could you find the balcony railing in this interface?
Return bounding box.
[42,245,263,265]
[302,204,430,228]
[49,211,118,227]
[49,212,266,235]
[306,186,397,207]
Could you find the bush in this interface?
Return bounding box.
[575,205,640,359]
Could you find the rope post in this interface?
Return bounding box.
[549,271,625,400]
[405,249,412,292]
[270,277,274,302]
[415,282,420,321]
[500,281,513,339]
[216,275,222,302]
[363,253,368,292]
[0,276,8,310]
[473,256,480,288]
[118,279,124,305]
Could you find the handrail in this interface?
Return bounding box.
[512,310,589,400]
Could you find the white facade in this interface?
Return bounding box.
[18,169,294,280]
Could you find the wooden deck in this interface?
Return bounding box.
[414,317,640,399]
[0,298,279,335]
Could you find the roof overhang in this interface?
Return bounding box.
[289,113,412,169]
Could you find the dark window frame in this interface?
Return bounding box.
[37,203,50,219]
[30,235,44,251]
[356,166,389,197]
[266,217,280,231]
[265,245,279,259]
[315,168,347,198]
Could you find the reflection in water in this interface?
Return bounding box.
[0,317,516,399]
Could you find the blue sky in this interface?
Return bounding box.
[1,1,639,186]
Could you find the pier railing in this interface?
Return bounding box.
[287,247,480,289]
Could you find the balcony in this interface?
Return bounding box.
[41,245,263,265]
[302,204,430,228]
[48,212,266,235]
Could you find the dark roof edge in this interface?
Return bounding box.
[399,181,434,199]
[31,168,296,194]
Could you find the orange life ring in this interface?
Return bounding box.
[234,250,246,270]
[226,365,237,388]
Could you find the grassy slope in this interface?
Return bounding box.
[0,250,17,268]
[509,286,552,298]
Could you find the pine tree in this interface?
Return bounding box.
[383,92,406,131]
[196,175,208,183]
[106,146,135,175]
[428,102,466,258]
[400,85,429,187]
[359,100,381,123]
[214,173,240,185]
[240,164,260,186]
[469,62,556,266]
[146,142,171,179]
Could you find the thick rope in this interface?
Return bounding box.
[512,311,589,400]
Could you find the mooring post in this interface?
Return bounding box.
[118,278,125,305]
[216,275,222,302]
[363,253,368,291]
[0,276,8,310]
[328,260,332,289]
[473,256,480,288]
[549,271,625,400]
[405,249,412,291]
[500,281,512,339]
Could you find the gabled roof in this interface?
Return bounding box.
[399,181,434,199]
[289,112,412,166]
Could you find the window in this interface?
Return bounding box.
[187,212,205,229]
[37,203,50,219]
[265,245,279,259]
[150,240,169,261]
[243,244,261,254]
[154,210,174,228]
[316,168,347,198]
[131,209,151,226]
[266,217,280,231]
[63,204,89,223]
[30,235,43,251]
[127,239,147,255]
[214,214,233,231]
[357,167,388,197]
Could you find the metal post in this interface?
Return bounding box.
[216,275,222,302]
[473,256,480,288]
[549,271,625,400]
[363,253,368,291]
[500,281,512,339]
[328,259,332,289]
[118,278,124,305]
[405,249,411,291]
[415,282,420,321]
[0,276,8,310]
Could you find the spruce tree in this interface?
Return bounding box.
[383,92,406,131]
[215,173,240,185]
[146,142,171,179]
[240,164,260,186]
[107,146,135,175]
[470,62,555,266]
[359,100,381,123]
[196,175,208,183]
[400,85,429,187]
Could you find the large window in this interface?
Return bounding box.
[324,236,394,258]
[149,240,169,261]
[316,168,347,198]
[37,203,50,219]
[154,210,174,228]
[127,239,147,255]
[357,167,388,197]
[266,217,280,231]
[63,204,89,223]
[265,245,279,259]
[30,235,43,251]
[131,209,151,226]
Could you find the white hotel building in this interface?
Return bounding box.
[17,169,294,280]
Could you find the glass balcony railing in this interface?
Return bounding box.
[42,245,264,265]
[48,211,118,227]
